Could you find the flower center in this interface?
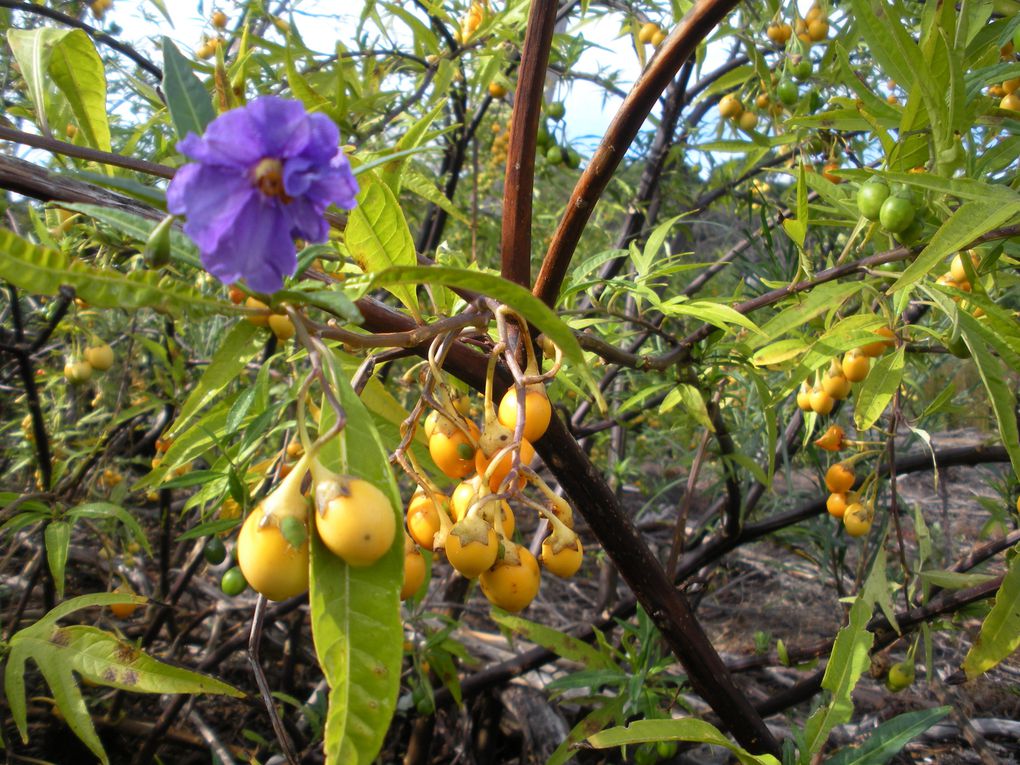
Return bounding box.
[253,158,290,200]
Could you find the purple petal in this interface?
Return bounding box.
[283,195,330,243]
[299,113,341,164]
[246,97,312,159]
[177,108,267,168]
[174,165,257,252]
[201,195,297,292]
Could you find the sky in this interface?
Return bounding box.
[106,1,642,151]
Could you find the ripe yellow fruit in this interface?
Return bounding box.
[475,438,535,493]
[237,511,309,601]
[842,351,870,382]
[479,545,541,612]
[1000,92,1020,111]
[821,372,851,400]
[497,387,552,443]
[756,93,770,109]
[401,548,427,600]
[407,491,446,551]
[541,537,583,578]
[719,94,743,120]
[796,384,814,411]
[268,314,295,341]
[809,388,835,415]
[429,421,480,479]
[638,21,659,45]
[211,10,228,28]
[445,522,498,578]
[950,252,980,283]
[85,344,115,371]
[650,30,666,47]
[109,589,139,619]
[807,18,829,41]
[316,479,396,567]
[825,463,855,493]
[488,82,507,98]
[814,424,846,452]
[245,297,270,326]
[843,503,872,537]
[859,327,896,357]
[738,110,759,131]
[826,492,849,518]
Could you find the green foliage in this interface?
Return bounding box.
[3,594,242,764]
[963,546,1020,678]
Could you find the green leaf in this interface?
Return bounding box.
[959,311,1020,480]
[344,179,421,321]
[275,288,363,325]
[802,592,876,760]
[4,596,242,764]
[161,37,215,141]
[310,354,402,765]
[753,282,864,348]
[588,719,780,765]
[165,321,264,439]
[658,298,764,336]
[853,347,905,431]
[6,28,71,136]
[379,100,447,194]
[490,610,615,670]
[67,502,152,555]
[48,30,111,152]
[919,570,997,590]
[402,168,469,225]
[826,707,951,765]
[659,383,714,432]
[963,548,1020,678]
[60,204,201,267]
[0,227,230,317]
[547,697,626,765]
[889,201,1020,292]
[44,521,71,600]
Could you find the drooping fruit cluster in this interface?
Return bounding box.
[856,178,923,244]
[64,342,116,385]
[637,21,666,48]
[244,296,296,341]
[399,331,583,612]
[796,326,896,416]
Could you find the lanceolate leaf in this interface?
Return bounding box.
[802,588,877,761]
[311,355,402,765]
[6,28,71,136]
[48,30,111,152]
[161,37,215,141]
[61,204,202,268]
[889,201,1020,292]
[588,718,780,765]
[0,227,230,317]
[4,595,241,765]
[44,521,71,600]
[963,549,1020,679]
[959,311,1020,480]
[854,347,905,431]
[826,707,951,765]
[490,610,615,670]
[344,179,421,321]
[165,321,264,439]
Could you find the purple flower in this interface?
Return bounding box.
[167,96,359,293]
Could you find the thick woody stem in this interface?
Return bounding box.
[500,0,559,287]
[532,0,742,306]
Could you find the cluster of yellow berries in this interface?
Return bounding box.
[990,40,1020,110]
[637,21,666,48]
[490,117,512,167]
[237,288,297,342]
[823,461,873,536]
[197,36,225,60]
[719,94,759,132]
[64,343,115,385]
[235,447,399,602]
[403,382,583,612]
[797,326,896,416]
[934,252,983,315]
[767,4,829,46]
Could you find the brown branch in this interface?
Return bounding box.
[500,0,558,287]
[0,124,175,180]
[532,0,741,307]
